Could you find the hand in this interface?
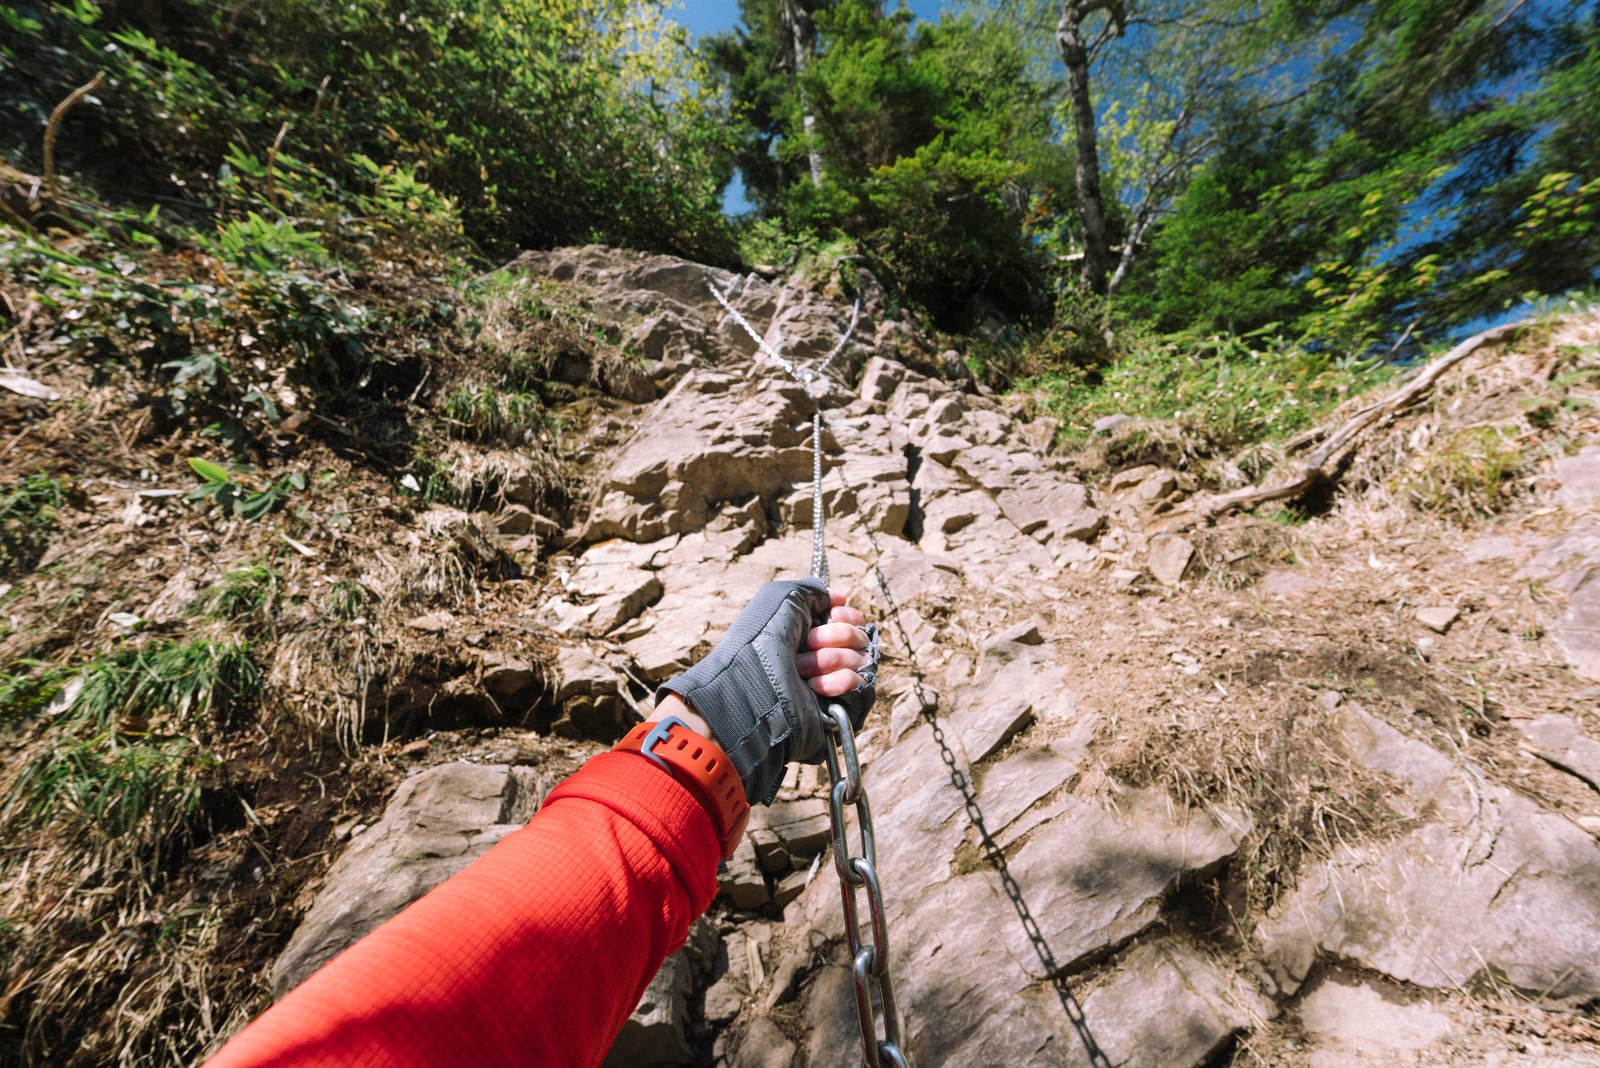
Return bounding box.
[654,593,870,737]
[653,579,879,804]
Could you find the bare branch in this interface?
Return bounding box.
[41,71,104,206]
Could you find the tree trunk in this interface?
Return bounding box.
[1057,1,1111,295]
[782,0,825,186]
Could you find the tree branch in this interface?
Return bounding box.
[40,71,104,206]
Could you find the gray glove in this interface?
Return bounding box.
[658,578,879,804]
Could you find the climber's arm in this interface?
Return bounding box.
[203,582,875,1068]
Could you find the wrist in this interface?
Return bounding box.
[617,712,750,860]
[647,694,715,745]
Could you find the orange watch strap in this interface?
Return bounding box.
[615,717,751,861]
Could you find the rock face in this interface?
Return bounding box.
[1258,703,1600,1000]
[272,763,547,995]
[272,249,1600,1067]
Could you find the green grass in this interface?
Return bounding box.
[2,640,261,868]
[1391,425,1525,521]
[442,385,546,444]
[192,564,281,626]
[0,473,68,576]
[1030,330,1398,458]
[325,580,369,621]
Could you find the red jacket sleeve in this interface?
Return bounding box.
[204,751,722,1068]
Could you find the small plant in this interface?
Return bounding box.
[212,213,330,272]
[192,564,281,626]
[1391,425,1525,521]
[442,385,545,444]
[2,640,259,868]
[325,580,370,621]
[0,473,68,576]
[187,459,305,520]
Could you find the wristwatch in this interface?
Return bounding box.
[616,716,751,861]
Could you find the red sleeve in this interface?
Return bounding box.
[204,751,721,1068]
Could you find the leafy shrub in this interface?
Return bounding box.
[1035,328,1396,457]
[187,459,305,520]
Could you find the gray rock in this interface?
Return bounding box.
[1258,703,1600,1000]
[551,644,629,739]
[1004,789,1248,977]
[977,744,1079,837]
[603,951,693,1066]
[1556,444,1600,506]
[952,642,1059,762]
[732,1017,794,1068]
[1517,714,1600,793]
[804,966,864,1067]
[721,835,771,910]
[1296,976,1452,1066]
[272,764,546,995]
[1020,417,1058,455]
[1557,566,1600,681]
[479,651,538,699]
[1093,413,1132,435]
[858,356,909,403]
[1147,534,1195,586]
[1415,605,1459,633]
[1079,942,1267,1068]
[764,798,831,858]
[494,504,537,535]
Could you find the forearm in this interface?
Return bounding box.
[205,752,720,1068]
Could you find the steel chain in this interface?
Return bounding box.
[708,277,903,1067]
[821,702,909,1068]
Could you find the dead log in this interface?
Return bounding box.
[1167,320,1528,528]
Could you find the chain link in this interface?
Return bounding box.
[707,276,901,1066]
[821,702,909,1068]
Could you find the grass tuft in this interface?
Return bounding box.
[2,640,261,870]
[1390,425,1525,521]
[192,565,282,628]
[1,473,68,576]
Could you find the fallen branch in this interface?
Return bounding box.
[265,121,290,206]
[40,71,104,206]
[1168,320,1528,527]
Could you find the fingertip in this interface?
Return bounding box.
[808,668,864,697]
[830,605,866,626]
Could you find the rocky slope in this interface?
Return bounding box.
[265,247,1600,1066]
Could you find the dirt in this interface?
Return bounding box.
[3,251,1598,1065]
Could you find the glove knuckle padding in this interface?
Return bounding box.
[659,578,830,804]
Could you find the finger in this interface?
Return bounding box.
[808,668,864,697]
[829,604,866,627]
[795,647,869,678]
[806,621,869,651]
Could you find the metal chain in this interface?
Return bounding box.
[708,277,903,1067]
[821,701,910,1068]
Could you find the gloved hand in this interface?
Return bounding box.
[658,578,879,804]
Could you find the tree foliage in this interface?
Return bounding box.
[708,1,1071,324]
[1,0,738,259]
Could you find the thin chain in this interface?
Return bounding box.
[708,277,903,1066]
[812,408,828,584]
[826,455,1115,1068]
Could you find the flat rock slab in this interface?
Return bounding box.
[1556,445,1600,506]
[953,640,1079,764]
[1557,566,1600,681]
[1077,942,1267,1068]
[977,744,1080,838]
[272,763,546,995]
[1516,714,1600,793]
[1003,789,1248,977]
[1259,704,1600,1000]
[1297,977,1452,1067]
